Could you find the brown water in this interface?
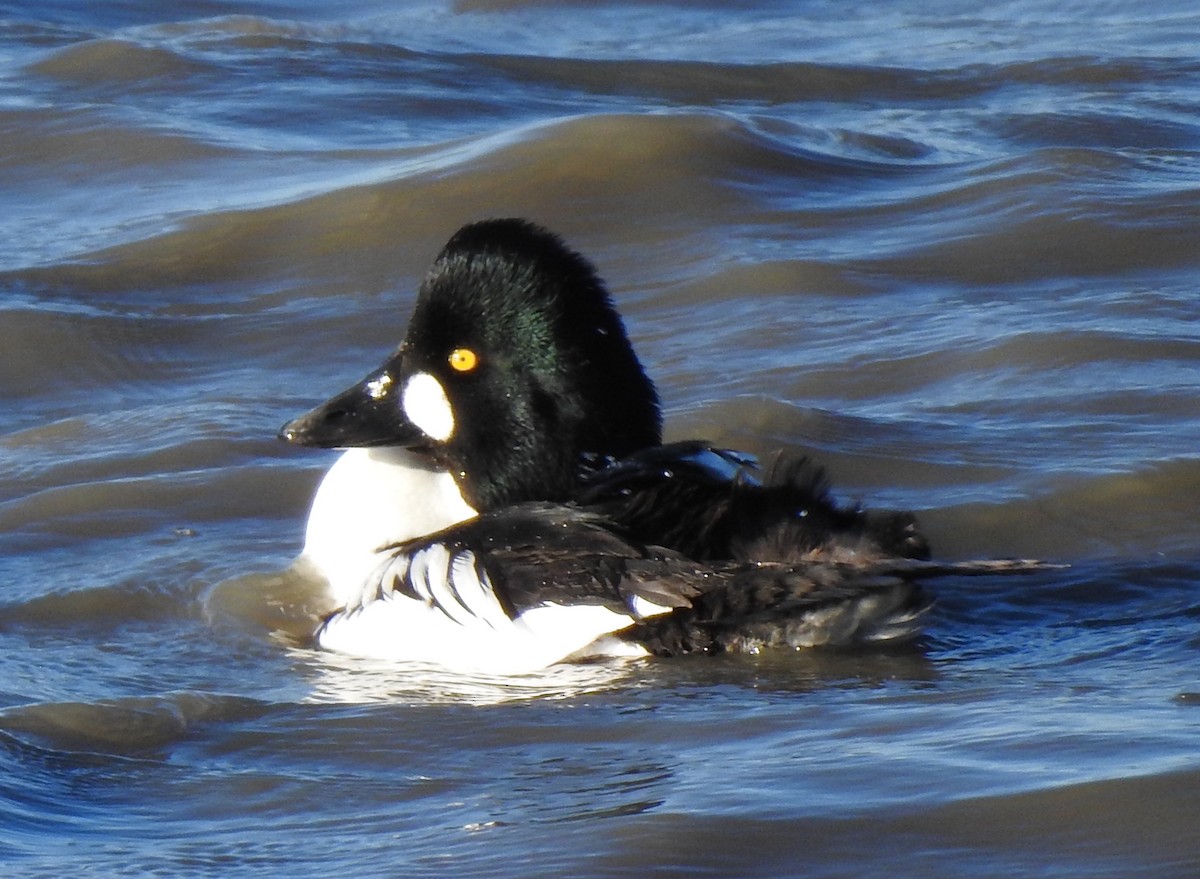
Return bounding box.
[2,1,1200,876]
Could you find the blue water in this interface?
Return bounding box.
[2,1,1200,876]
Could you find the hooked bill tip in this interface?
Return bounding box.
[278,416,313,445]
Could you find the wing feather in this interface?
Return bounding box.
[335,500,1059,652]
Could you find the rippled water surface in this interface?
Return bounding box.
[2,1,1200,876]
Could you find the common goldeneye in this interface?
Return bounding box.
[279,219,1037,673]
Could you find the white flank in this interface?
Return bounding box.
[401,371,455,442]
[318,598,649,675]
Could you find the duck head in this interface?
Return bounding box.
[280,218,662,512]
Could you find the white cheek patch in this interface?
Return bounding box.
[402,371,455,442]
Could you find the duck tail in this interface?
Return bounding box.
[617,557,1060,657]
[622,575,932,657]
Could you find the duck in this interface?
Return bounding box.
[278,218,1040,673]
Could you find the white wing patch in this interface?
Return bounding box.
[449,551,510,628]
[351,544,510,630]
[628,595,673,619]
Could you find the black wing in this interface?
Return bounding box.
[338,497,1056,653]
[577,441,931,562]
[347,502,702,626]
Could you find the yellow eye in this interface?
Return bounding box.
[448,347,479,372]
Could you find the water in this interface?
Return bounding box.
[2,1,1200,875]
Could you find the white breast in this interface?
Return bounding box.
[297,447,661,673]
[299,447,476,607]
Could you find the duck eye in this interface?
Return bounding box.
[448,347,479,373]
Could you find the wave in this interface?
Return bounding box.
[925,457,1200,560]
[28,36,218,87]
[0,109,929,286]
[599,764,1200,878]
[0,690,264,756]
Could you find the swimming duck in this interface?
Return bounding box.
[279,219,1032,672]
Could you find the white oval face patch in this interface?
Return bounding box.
[401,372,455,442]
